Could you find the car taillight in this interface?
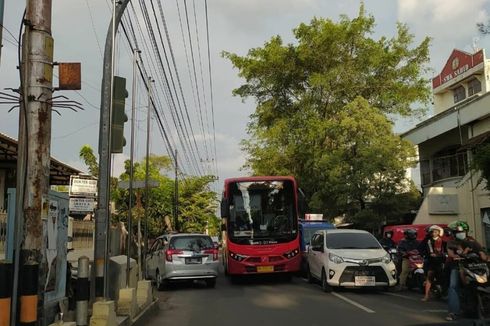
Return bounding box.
[165,249,183,262]
[204,249,219,261]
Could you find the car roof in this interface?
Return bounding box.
[156,233,211,239]
[314,229,370,235]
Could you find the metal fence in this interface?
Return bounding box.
[71,220,94,249]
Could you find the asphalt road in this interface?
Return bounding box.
[148,273,479,326]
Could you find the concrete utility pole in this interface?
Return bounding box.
[94,0,129,300]
[13,0,54,324]
[174,149,179,232]
[126,48,139,287]
[143,77,153,277]
[0,0,5,65]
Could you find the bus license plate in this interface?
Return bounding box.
[257,266,274,273]
[354,276,375,286]
[185,257,202,264]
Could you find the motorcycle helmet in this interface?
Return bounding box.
[428,225,444,237]
[403,228,417,240]
[385,231,393,239]
[448,220,469,233]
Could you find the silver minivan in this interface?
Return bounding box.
[146,233,219,290]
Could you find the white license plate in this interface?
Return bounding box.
[185,257,202,264]
[354,276,375,286]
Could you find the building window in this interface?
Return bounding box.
[453,85,466,103]
[468,78,482,96]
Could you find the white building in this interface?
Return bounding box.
[402,49,490,246]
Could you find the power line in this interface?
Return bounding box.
[204,0,219,177]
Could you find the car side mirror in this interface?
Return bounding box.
[220,199,230,218]
[312,245,324,252]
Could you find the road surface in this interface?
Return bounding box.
[147,271,478,326]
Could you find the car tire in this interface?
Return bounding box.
[321,269,333,293]
[206,278,216,288]
[156,270,166,291]
[306,265,314,284]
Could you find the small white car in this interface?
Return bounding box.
[306,229,397,292]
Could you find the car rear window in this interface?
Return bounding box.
[326,232,381,249]
[169,236,214,251]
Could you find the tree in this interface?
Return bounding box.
[79,144,99,177]
[224,4,429,220]
[471,143,490,191]
[114,155,218,238]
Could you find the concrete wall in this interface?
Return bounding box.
[434,90,456,115]
[414,173,490,246]
[471,116,490,138]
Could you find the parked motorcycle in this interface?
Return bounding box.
[459,253,490,320]
[405,250,425,291]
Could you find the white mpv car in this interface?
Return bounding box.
[306,229,397,292]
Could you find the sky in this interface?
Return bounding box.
[1,0,490,190]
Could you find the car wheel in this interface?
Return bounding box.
[321,269,333,293]
[306,265,314,284]
[156,270,166,291]
[206,278,216,288]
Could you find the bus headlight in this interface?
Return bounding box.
[283,248,300,259]
[229,252,247,262]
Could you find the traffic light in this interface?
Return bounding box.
[111,76,128,153]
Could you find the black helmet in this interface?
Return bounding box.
[403,229,417,240]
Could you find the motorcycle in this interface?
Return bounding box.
[459,253,490,320]
[405,250,425,291]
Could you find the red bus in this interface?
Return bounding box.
[220,176,301,277]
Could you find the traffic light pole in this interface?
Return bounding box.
[95,0,130,300]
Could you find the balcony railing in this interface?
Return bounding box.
[420,152,468,186]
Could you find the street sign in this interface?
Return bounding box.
[69,176,97,196]
[69,197,95,213]
[118,180,160,190]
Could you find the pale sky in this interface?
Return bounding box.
[1,0,489,189]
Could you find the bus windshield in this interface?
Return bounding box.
[227,180,297,245]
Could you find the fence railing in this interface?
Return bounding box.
[71,220,94,249]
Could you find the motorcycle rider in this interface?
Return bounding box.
[445,220,486,321]
[420,225,446,301]
[380,230,395,250]
[397,229,420,290]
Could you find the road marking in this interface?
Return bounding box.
[331,292,375,314]
[383,292,418,301]
[423,309,447,313]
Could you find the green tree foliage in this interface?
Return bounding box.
[224,5,429,224]
[79,145,99,177]
[472,143,490,191]
[114,155,218,238]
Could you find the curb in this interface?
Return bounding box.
[130,298,160,326]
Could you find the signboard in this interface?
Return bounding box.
[428,194,459,215]
[305,214,323,221]
[432,49,484,89]
[69,197,95,213]
[69,176,97,196]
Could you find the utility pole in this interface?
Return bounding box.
[174,149,179,232]
[0,0,5,65]
[13,1,54,324]
[143,77,153,278]
[126,48,139,287]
